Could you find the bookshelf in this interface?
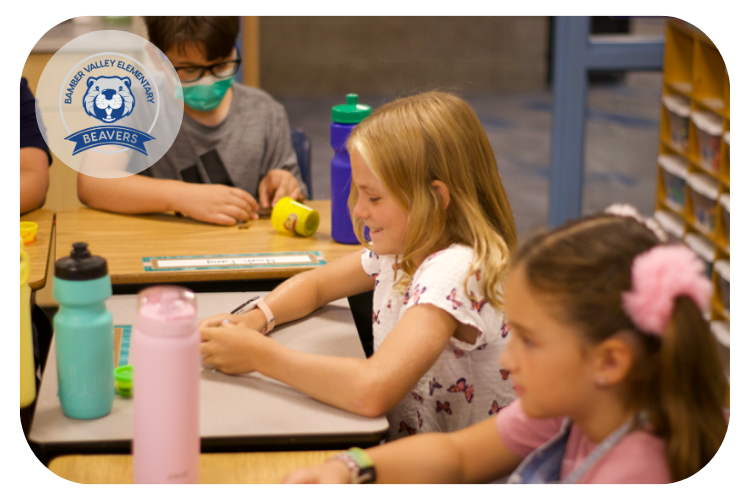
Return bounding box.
[655,18,729,402]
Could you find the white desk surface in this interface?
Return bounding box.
[29,291,388,448]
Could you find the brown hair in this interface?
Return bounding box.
[347,91,517,308]
[143,16,239,61]
[513,214,728,482]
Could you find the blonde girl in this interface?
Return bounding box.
[200,91,518,438]
[284,209,728,483]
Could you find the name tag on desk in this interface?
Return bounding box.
[142,251,326,272]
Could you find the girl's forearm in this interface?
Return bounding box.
[244,251,374,330]
[367,418,518,484]
[260,271,323,326]
[256,339,382,417]
[367,432,464,483]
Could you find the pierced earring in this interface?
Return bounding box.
[596,377,607,388]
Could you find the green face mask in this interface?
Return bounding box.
[180,75,234,112]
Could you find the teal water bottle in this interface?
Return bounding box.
[53,242,114,419]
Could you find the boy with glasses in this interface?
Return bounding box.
[77,16,307,225]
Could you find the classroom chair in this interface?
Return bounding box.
[291,128,312,199]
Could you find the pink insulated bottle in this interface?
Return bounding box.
[132,286,200,484]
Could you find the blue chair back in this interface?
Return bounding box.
[291,128,312,199]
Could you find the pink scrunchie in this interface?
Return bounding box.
[622,245,712,336]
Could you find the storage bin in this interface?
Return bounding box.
[684,233,714,278]
[687,173,720,234]
[710,321,729,384]
[724,131,730,172]
[658,155,689,211]
[719,193,729,244]
[691,110,723,173]
[662,94,691,150]
[653,210,685,244]
[715,259,729,317]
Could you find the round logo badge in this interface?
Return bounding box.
[35,30,184,178]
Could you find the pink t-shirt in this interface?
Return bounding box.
[496,399,671,484]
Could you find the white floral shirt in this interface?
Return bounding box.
[361,243,516,441]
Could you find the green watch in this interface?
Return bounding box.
[332,447,376,484]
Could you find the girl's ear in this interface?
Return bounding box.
[430,180,450,210]
[592,331,637,387]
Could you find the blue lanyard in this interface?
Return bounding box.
[508,412,646,484]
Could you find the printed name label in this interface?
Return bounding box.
[142,251,325,272]
[155,255,312,268]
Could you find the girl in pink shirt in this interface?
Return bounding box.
[285,207,728,484]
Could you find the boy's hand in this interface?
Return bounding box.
[258,169,304,209]
[175,184,259,225]
[282,461,351,484]
[200,322,270,374]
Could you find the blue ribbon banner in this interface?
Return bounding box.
[64,126,155,156]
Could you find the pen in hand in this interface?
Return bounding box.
[221,295,261,326]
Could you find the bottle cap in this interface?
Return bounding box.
[55,242,108,281]
[114,365,133,398]
[332,94,372,124]
[136,286,197,338]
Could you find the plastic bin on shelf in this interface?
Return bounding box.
[687,172,720,235]
[710,321,729,384]
[684,232,715,279]
[691,110,723,174]
[715,259,729,317]
[653,210,685,244]
[658,154,689,212]
[723,131,730,167]
[719,193,729,244]
[662,94,691,150]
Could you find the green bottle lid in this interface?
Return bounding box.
[331,94,372,124]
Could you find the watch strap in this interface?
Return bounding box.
[331,447,376,484]
[253,298,275,334]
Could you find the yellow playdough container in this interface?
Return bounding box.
[20,238,36,408]
[20,221,38,244]
[271,197,320,237]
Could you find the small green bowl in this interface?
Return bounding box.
[114,365,133,398]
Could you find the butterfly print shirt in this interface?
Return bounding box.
[362,244,516,441]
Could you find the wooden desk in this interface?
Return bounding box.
[20,209,55,291]
[49,450,340,483]
[29,292,388,461]
[55,201,362,285]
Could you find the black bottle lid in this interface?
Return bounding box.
[55,242,109,281]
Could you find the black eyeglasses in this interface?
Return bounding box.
[173,47,242,83]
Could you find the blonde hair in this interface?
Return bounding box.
[346,91,517,308]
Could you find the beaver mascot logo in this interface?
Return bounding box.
[83,76,135,123]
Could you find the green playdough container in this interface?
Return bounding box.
[114,365,133,398]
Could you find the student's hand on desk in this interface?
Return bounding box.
[199,311,266,333]
[200,322,269,374]
[282,460,350,484]
[176,184,259,225]
[258,169,304,208]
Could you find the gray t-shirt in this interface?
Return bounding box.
[139,83,307,199]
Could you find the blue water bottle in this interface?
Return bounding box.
[53,242,114,419]
[331,94,372,244]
